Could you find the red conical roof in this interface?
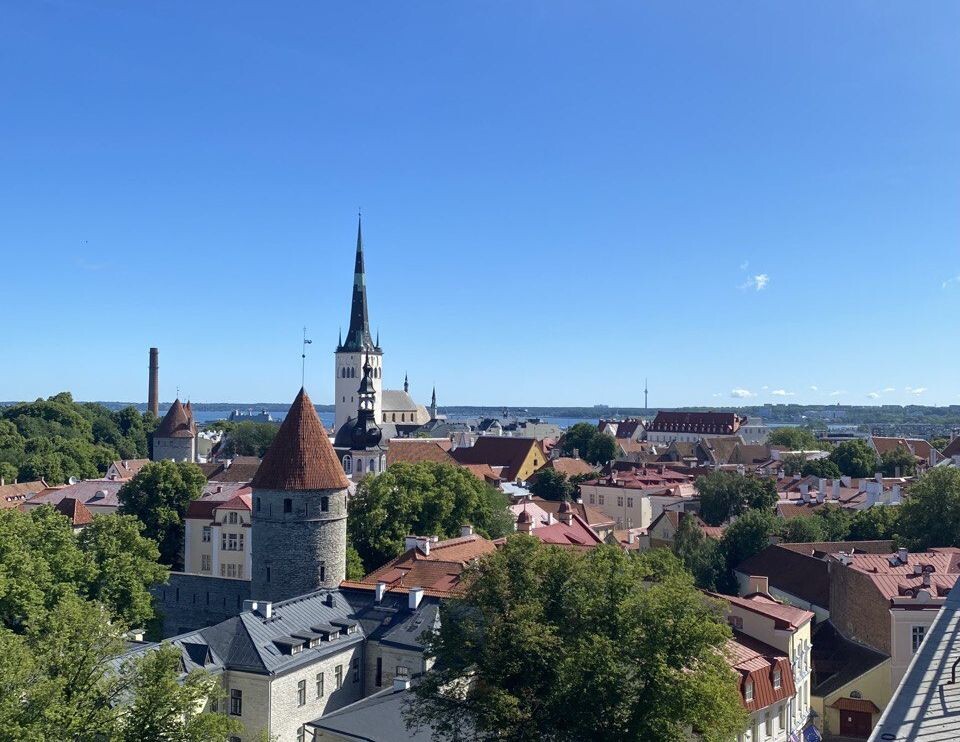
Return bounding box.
[251,388,349,491]
[156,399,195,438]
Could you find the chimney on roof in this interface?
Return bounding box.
[242,599,272,619]
[748,575,770,596]
[408,587,424,610]
[914,564,923,576]
[898,547,909,564]
[841,475,852,488]
[325,593,335,608]
[460,524,474,538]
[875,472,884,483]
[923,571,932,588]
[832,480,841,500]
[837,552,853,566]
[891,484,902,505]
[375,581,387,603]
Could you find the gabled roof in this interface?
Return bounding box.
[540,457,596,478]
[199,458,261,483]
[450,437,543,482]
[27,479,124,509]
[307,683,438,742]
[156,399,195,439]
[385,439,456,467]
[647,411,747,435]
[0,480,46,510]
[720,592,814,631]
[107,459,150,479]
[251,388,349,491]
[872,436,940,463]
[943,437,960,458]
[726,631,796,713]
[53,497,94,526]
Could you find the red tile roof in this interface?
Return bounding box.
[837,548,960,602]
[829,697,881,714]
[385,439,456,467]
[872,436,940,464]
[727,631,796,712]
[943,437,960,458]
[186,484,252,519]
[0,480,47,510]
[107,459,151,479]
[155,399,196,438]
[647,411,747,436]
[53,497,94,526]
[541,457,596,478]
[199,459,261,483]
[250,388,349,491]
[721,593,814,631]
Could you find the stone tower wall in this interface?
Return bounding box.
[153,435,196,462]
[250,486,348,602]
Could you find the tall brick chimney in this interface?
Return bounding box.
[148,347,159,417]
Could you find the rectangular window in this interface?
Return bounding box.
[598,494,604,505]
[202,526,211,542]
[219,564,225,577]
[335,665,343,689]
[227,534,238,551]
[319,561,326,583]
[376,657,382,687]
[627,497,633,508]
[589,494,595,504]
[201,554,211,572]
[297,679,306,707]
[227,564,236,578]
[745,680,754,703]
[773,667,781,690]
[297,727,305,742]
[617,496,623,507]
[228,511,238,524]
[221,533,227,550]
[316,672,324,698]
[236,564,243,579]
[266,566,271,582]
[256,497,261,512]
[238,533,245,552]
[321,496,329,512]
[765,711,772,736]
[229,688,242,716]
[352,657,360,682]
[913,625,927,653]
[284,498,292,514]
[778,705,785,729]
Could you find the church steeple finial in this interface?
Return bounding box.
[404,373,409,393]
[341,213,375,353]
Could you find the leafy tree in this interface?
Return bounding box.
[0,461,17,483]
[801,457,842,479]
[118,461,207,569]
[897,468,960,551]
[345,542,365,581]
[696,471,778,526]
[117,645,242,741]
[829,439,878,478]
[529,468,574,501]
[221,421,278,457]
[848,506,900,541]
[718,509,776,592]
[349,462,514,571]
[812,504,853,542]
[558,422,617,465]
[78,514,169,628]
[779,516,825,543]
[880,445,917,477]
[780,453,806,476]
[767,427,823,450]
[931,436,950,452]
[673,516,723,591]
[0,506,166,631]
[409,538,747,741]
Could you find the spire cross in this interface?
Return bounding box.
[301,327,313,387]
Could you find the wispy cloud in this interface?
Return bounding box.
[829,390,846,397]
[906,386,927,395]
[943,275,960,289]
[730,388,755,399]
[739,273,769,291]
[882,387,895,393]
[809,385,818,392]
[771,389,795,397]
[867,392,880,399]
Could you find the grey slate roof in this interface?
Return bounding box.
[307,683,441,742]
[118,587,438,680]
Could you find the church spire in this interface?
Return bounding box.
[404,373,409,393]
[341,213,375,353]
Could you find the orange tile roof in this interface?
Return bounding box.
[544,457,596,478]
[726,631,796,712]
[155,399,195,438]
[53,497,93,526]
[838,549,960,601]
[251,388,349,491]
[0,480,46,510]
[829,697,881,714]
[386,439,456,467]
[720,593,814,631]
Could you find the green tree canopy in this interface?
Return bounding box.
[0,506,166,630]
[348,462,515,572]
[847,505,900,541]
[118,460,207,569]
[880,445,918,477]
[829,439,878,478]
[767,427,823,450]
[220,421,278,457]
[718,509,777,592]
[558,422,618,465]
[779,516,825,543]
[673,515,723,591]
[897,468,960,551]
[801,457,842,479]
[696,471,778,526]
[409,538,747,741]
[528,467,574,501]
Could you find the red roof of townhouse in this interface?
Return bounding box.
[347,532,496,598]
[186,483,252,519]
[501,510,605,550]
[540,456,596,479]
[0,480,47,510]
[727,631,797,713]
[450,437,544,482]
[53,497,94,527]
[107,459,151,479]
[647,411,747,436]
[835,548,960,602]
[509,497,615,530]
[721,592,814,631]
[872,436,941,464]
[27,480,124,509]
[584,465,693,490]
[385,439,456,467]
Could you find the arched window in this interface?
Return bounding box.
[369,458,377,473]
[382,413,387,422]
[357,459,364,474]
[401,413,406,422]
[342,456,352,473]
[392,413,396,422]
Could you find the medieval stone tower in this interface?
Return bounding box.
[334,215,383,432]
[152,398,197,462]
[250,387,350,602]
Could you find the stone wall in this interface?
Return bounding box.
[829,561,891,654]
[153,572,251,637]
[153,435,196,463]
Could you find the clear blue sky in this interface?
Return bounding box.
[2,2,957,407]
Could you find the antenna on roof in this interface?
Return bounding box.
[301,326,313,388]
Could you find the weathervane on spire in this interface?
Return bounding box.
[301,326,313,387]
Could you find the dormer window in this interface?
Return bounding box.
[744,679,754,703]
[773,668,781,690]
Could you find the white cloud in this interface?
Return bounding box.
[829,390,846,396]
[730,388,755,399]
[942,275,960,289]
[906,386,927,395]
[761,385,769,390]
[867,392,880,399]
[712,393,722,398]
[809,385,818,392]
[771,389,795,397]
[739,273,769,291]
[882,387,895,393]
